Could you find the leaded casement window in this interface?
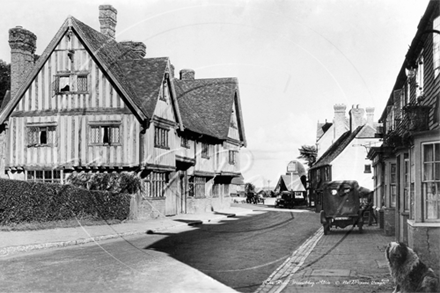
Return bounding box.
[229,150,238,165]
[181,136,190,148]
[188,176,206,198]
[89,122,121,146]
[390,163,397,208]
[54,73,89,94]
[423,142,440,220]
[433,16,440,78]
[144,172,168,198]
[201,143,209,159]
[27,124,56,147]
[27,169,61,183]
[154,126,169,149]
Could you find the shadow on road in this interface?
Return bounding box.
[143,211,320,292]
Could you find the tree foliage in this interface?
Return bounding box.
[244,182,256,195]
[0,59,10,106]
[297,145,317,167]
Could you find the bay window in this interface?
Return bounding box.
[423,142,440,220]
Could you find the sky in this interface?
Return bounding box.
[0,0,430,188]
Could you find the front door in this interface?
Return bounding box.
[165,172,179,216]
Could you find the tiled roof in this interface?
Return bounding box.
[173,78,238,140]
[71,17,167,120]
[117,58,169,119]
[310,125,364,169]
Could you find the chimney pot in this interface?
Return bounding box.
[99,5,117,39]
[333,104,347,140]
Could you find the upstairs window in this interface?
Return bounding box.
[89,123,121,146]
[229,150,238,165]
[201,143,210,159]
[154,126,169,149]
[434,16,440,78]
[27,125,56,147]
[54,73,88,94]
[181,136,190,148]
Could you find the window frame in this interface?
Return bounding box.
[54,72,89,94]
[181,136,190,149]
[27,123,57,148]
[201,143,210,159]
[88,121,121,146]
[154,126,170,149]
[390,163,397,208]
[27,169,62,184]
[143,172,168,198]
[422,142,440,221]
[188,176,206,198]
[228,150,238,165]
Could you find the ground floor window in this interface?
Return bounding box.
[189,176,206,198]
[144,172,168,198]
[423,142,440,220]
[27,170,61,183]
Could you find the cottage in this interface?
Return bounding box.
[309,105,380,212]
[367,0,439,276]
[0,5,246,218]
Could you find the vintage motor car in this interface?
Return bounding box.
[318,180,364,235]
[275,191,305,208]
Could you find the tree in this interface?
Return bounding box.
[0,59,11,107]
[297,145,317,167]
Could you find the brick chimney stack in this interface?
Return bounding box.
[349,105,365,131]
[180,69,195,80]
[333,104,347,140]
[365,107,375,127]
[9,26,36,98]
[119,41,146,59]
[99,5,117,39]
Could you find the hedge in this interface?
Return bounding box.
[0,178,131,225]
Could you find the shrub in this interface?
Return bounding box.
[0,178,130,225]
[66,171,143,194]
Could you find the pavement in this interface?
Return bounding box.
[255,223,396,293]
[0,203,396,293]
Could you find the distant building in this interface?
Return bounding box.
[310,105,381,212]
[274,160,307,199]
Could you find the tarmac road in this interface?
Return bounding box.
[0,209,320,293]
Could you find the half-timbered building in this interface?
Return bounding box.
[0,5,246,218]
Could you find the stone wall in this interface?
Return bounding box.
[408,223,440,278]
[137,198,166,220]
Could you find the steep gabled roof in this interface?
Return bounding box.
[276,174,306,192]
[0,16,176,125]
[173,77,246,145]
[311,125,364,170]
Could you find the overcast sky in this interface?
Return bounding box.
[0,0,429,187]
